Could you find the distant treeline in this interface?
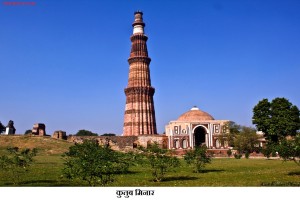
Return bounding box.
[75,129,115,136]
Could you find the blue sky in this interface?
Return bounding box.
[1,0,299,135]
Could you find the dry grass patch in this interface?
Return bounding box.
[0,135,73,155]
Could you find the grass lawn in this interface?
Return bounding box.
[1,136,300,186]
[112,158,300,187]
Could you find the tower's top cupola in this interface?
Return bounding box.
[132,11,145,34]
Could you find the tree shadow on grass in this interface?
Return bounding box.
[120,171,140,175]
[12,180,76,186]
[265,158,280,161]
[288,171,300,176]
[162,176,199,182]
[200,169,225,173]
[4,180,63,186]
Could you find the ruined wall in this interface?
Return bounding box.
[67,135,167,151]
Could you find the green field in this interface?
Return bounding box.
[1,136,300,186]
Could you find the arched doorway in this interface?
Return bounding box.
[194,126,207,146]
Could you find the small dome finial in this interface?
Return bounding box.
[134,10,143,15]
[191,106,199,110]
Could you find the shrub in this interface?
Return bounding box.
[62,140,130,186]
[227,149,232,157]
[138,142,180,182]
[277,136,300,165]
[75,129,98,136]
[0,147,37,185]
[100,133,116,136]
[234,153,242,159]
[184,145,211,173]
[24,130,32,135]
[245,151,250,159]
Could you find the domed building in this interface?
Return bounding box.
[165,106,230,150]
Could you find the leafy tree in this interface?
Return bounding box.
[62,140,130,186]
[253,98,300,143]
[277,134,300,165]
[184,145,211,173]
[138,142,180,182]
[100,133,116,136]
[0,122,5,134]
[219,121,242,148]
[24,129,32,135]
[261,142,278,158]
[233,126,259,155]
[75,129,98,136]
[222,122,260,156]
[0,147,37,185]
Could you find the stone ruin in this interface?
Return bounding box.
[32,123,46,136]
[5,120,16,135]
[67,135,168,152]
[52,130,67,140]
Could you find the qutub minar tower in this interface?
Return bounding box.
[123,11,157,136]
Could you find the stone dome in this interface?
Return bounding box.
[177,106,214,121]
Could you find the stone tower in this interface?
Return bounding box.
[123,11,157,136]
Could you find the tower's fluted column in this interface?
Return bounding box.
[123,11,157,136]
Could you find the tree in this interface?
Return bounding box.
[0,122,5,134]
[261,142,278,159]
[0,147,37,185]
[138,142,180,182]
[277,134,300,165]
[62,140,130,186]
[184,145,211,173]
[75,129,98,136]
[24,129,32,135]
[233,126,260,155]
[100,133,116,136]
[219,121,241,148]
[253,98,300,143]
[220,122,260,158]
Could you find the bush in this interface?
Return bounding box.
[277,136,300,165]
[227,149,232,157]
[234,153,242,159]
[138,142,180,182]
[245,151,250,159]
[75,129,98,136]
[184,145,211,173]
[100,133,116,136]
[62,140,130,186]
[0,147,37,185]
[24,130,32,135]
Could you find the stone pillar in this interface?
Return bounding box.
[52,130,67,140]
[32,123,46,136]
[5,120,16,135]
[123,11,157,136]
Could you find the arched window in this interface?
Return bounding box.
[174,139,180,149]
[182,139,187,149]
[215,139,221,148]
